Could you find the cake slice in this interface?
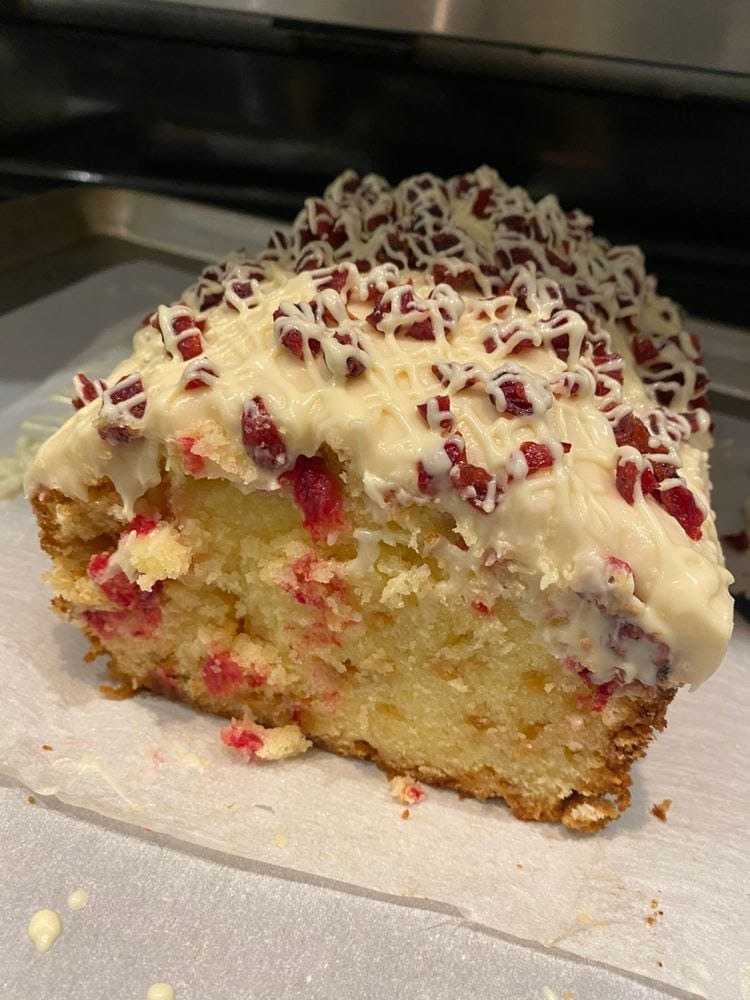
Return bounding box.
[27,167,733,831]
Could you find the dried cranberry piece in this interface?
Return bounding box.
[431,231,459,253]
[471,188,494,219]
[182,359,218,391]
[280,454,346,541]
[83,590,162,641]
[451,462,498,512]
[444,436,466,466]
[405,318,436,341]
[545,247,576,276]
[273,305,322,361]
[416,461,436,495]
[98,375,147,443]
[631,336,659,365]
[87,552,140,609]
[651,461,677,483]
[520,441,555,473]
[199,290,224,311]
[431,263,481,293]
[658,485,704,540]
[160,311,205,361]
[241,396,287,469]
[431,362,481,392]
[221,722,264,755]
[550,333,570,360]
[591,678,620,712]
[509,247,540,268]
[109,376,146,419]
[417,395,454,432]
[640,467,658,495]
[613,412,651,453]
[332,332,367,378]
[366,212,390,232]
[285,328,321,360]
[616,460,639,504]
[177,435,205,475]
[493,378,533,416]
[316,268,349,293]
[72,373,106,410]
[127,514,159,536]
[203,652,245,696]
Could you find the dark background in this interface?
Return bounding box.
[1,5,749,323]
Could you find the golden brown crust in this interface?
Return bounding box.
[307,686,673,832]
[118,653,672,833]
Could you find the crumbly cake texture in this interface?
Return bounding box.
[27,167,733,831]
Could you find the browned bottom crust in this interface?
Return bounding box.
[113,654,672,833]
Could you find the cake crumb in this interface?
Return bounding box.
[41,744,53,751]
[516,863,523,871]
[67,888,89,911]
[389,775,426,805]
[27,795,36,805]
[401,808,411,820]
[99,682,136,700]
[273,831,288,848]
[651,798,672,822]
[221,719,310,761]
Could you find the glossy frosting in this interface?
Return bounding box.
[26,167,733,688]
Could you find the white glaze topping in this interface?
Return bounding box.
[26,167,733,687]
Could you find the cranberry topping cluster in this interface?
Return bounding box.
[273,292,369,378]
[612,409,706,539]
[245,168,707,536]
[97,374,147,444]
[185,253,268,313]
[80,168,710,546]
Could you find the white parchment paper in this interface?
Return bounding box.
[1,265,748,1000]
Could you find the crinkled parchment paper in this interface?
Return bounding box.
[1,266,748,999]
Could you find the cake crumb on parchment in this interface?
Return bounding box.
[645,899,664,926]
[389,775,426,805]
[651,798,672,821]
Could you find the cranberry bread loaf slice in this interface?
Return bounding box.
[27,167,732,830]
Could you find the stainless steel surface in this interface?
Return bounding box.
[154,0,750,75]
[16,0,750,103]
[0,186,277,316]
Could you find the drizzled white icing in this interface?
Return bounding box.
[26,167,733,688]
